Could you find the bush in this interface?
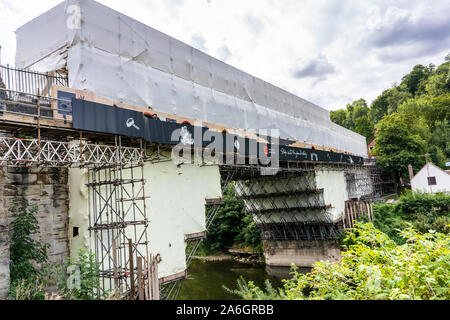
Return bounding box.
[8,193,49,299]
[230,223,450,300]
[202,183,261,253]
[9,278,46,301]
[58,247,104,300]
[372,191,450,244]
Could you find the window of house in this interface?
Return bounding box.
[427,176,437,186]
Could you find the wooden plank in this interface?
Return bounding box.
[352,201,358,225]
[185,231,207,241]
[205,198,225,205]
[370,203,374,222]
[159,270,187,285]
[365,203,370,222]
[346,201,351,229]
[0,112,72,128]
[137,257,144,301]
[128,239,135,299]
[151,255,160,300]
[349,202,355,228]
[345,201,350,229]
[112,238,119,296]
[146,256,151,300]
[342,204,346,230]
[359,202,364,220]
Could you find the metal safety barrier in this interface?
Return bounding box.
[0,64,68,98]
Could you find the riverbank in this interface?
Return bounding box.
[193,247,264,265]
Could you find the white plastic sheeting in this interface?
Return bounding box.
[16,0,368,157]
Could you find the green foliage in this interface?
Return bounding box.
[354,115,374,142]
[374,112,428,180]
[372,192,450,244]
[202,184,261,254]
[224,276,285,300]
[231,223,450,300]
[238,215,262,248]
[330,109,347,127]
[401,64,435,97]
[58,247,103,300]
[369,89,390,123]
[9,192,49,298]
[330,55,449,180]
[10,278,46,300]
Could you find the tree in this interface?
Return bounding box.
[354,115,374,142]
[430,121,450,159]
[374,113,428,184]
[423,94,450,129]
[424,60,450,96]
[369,89,390,123]
[385,86,412,114]
[330,109,347,127]
[401,64,434,97]
[202,184,260,253]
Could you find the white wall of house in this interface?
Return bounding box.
[411,163,450,194]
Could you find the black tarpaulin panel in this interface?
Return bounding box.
[73,99,144,138]
[144,116,210,146]
[144,116,179,145]
[72,98,364,165]
[278,145,363,164]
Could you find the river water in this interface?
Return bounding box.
[177,259,310,300]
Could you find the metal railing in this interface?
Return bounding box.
[0,88,73,121]
[0,65,71,121]
[0,64,68,98]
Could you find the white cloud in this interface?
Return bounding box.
[0,0,448,110]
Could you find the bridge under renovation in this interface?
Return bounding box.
[0,0,392,300]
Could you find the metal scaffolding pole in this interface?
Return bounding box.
[87,137,150,299]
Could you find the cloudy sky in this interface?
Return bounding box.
[0,0,449,110]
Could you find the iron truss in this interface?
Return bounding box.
[0,137,144,167]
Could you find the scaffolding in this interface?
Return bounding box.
[86,137,154,299]
[220,163,393,247]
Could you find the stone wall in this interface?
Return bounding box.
[0,167,69,299]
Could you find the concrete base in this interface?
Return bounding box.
[263,240,341,267]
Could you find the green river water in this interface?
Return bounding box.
[177,259,310,300]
